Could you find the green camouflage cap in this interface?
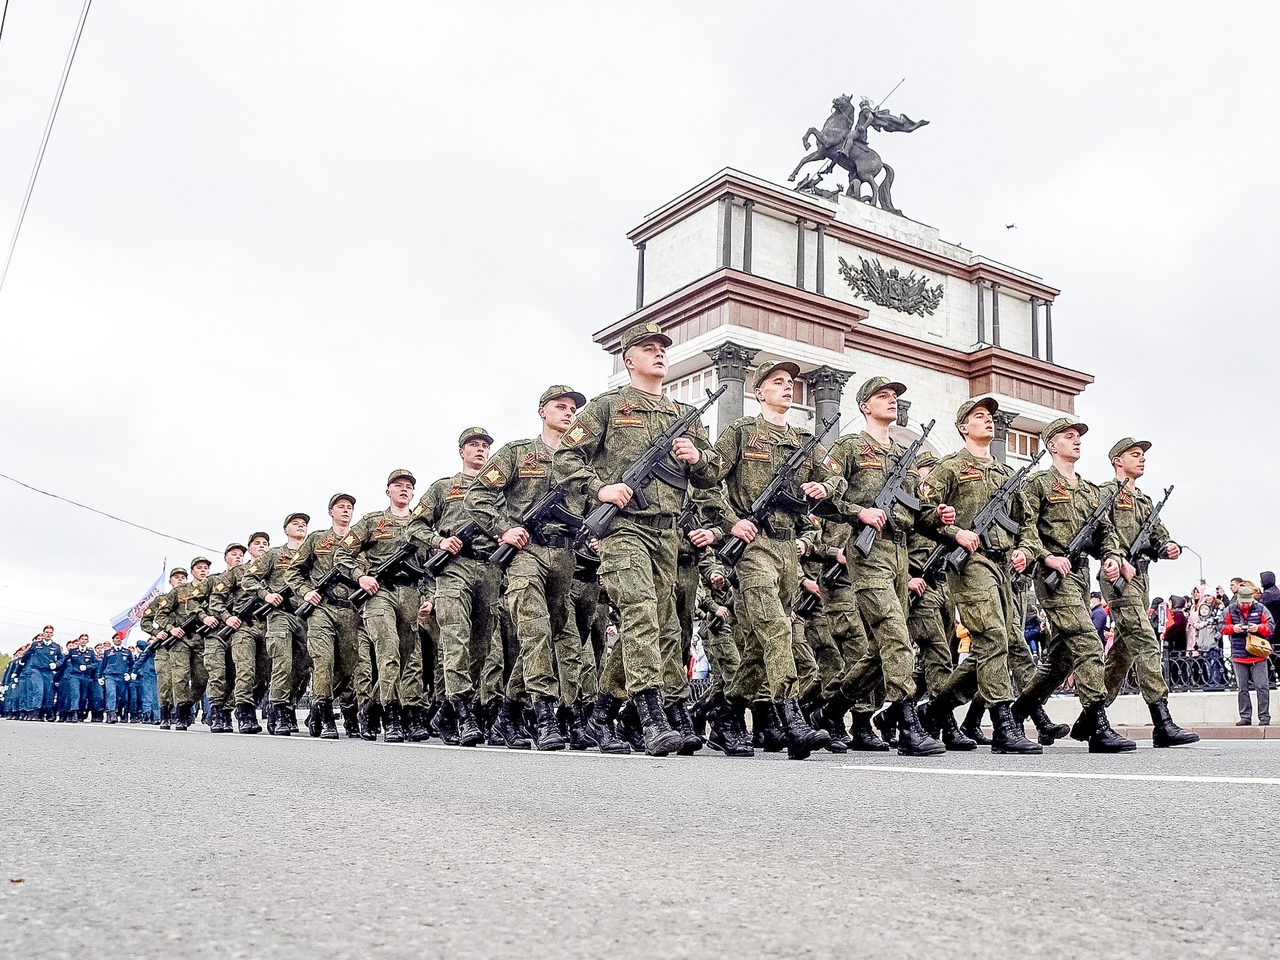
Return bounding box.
[189,556,212,569]
[856,376,907,405]
[458,427,494,447]
[284,512,310,529]
[223,542,247,556]
[247,531,271,546]
[620,321,672,353]
[955,396,999,432]
[538,384,587,409]
[168,567,188,579]
[752,360,801,388]
[386,469,416,486]
[328,492,356,510]
[1041,417,1088,445]
[915,451,939,470]
[1108,437,1152,462]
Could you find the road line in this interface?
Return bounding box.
[839,764,1280,785]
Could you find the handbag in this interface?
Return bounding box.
[1245,632,1273,658]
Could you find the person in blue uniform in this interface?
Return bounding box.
[133,636,159,722]
[88,642,106,721]
[98,635,132,722]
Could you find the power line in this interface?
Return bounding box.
[0,2,11,49]
[0,471,218,551]
[0,0,93,298]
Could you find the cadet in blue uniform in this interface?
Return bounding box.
[133,636,158,722]
[88,643,107,721]
[98,635,132,722]
[20,629,62,720]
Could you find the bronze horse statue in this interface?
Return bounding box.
[788,94,927,217]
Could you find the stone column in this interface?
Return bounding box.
[742,199,754,275]
[705,340,758,428]
[976,279,986,344]
[721,195,734,268]
[992,409,1016,464]
[991,281,1002,348]
[1030,296,1040,359]
[807,364,853,434]
[795,218,806,289]
[1045,301,1055,363]
[815,224,826,295]
[634,242,646,310]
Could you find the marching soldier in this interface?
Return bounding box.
[201,543,246,733]
[466,386,589,751]
[555,322,722,757]
[286,494,362,740]
[1099,438,1199,746]
[140,568,186,730]
[221,533,272,734]
[243,514,311,735]
[418,431,503,747]
[1012,418,1134,753]
[158,557,215,731]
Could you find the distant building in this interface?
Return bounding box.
[592,168,1092,462]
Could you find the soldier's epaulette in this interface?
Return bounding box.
[358,510,384,522]
[729,416,757,430]
[593,387,623,403]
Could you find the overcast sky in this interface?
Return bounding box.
[2,2,1276,651]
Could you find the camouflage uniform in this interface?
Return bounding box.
[154,576,211,711]
[243,543,309,711]
[219,562,271,710]
[906,530,955,699]
[285,527,360,709]
[571,554,607,699]
[797,519,851,702]
[202,564,241,711]
[139,592,175,718]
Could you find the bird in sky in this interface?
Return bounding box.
[1005,223,1017,230]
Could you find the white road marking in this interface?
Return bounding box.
[840,764,1280,785]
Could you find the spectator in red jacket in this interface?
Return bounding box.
[1223,585,1274,726]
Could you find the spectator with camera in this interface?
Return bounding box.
[1222,585,1274,726]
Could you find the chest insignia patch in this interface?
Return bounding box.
[372,519,393,541]
[318,538,333,553]
[1116,491,1134,509]
[1047,482,1071,504]
[613,415,645,427]
[616,401,636,417]
[445,485,465,501]
[958,466,983,483]
[822,455,841,473]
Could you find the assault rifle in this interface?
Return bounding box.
[211,584,293,643]
[425,494,505,576]
[350,536,427,606]
[820,557,850,588]
[490,485,582,570]
[944,450,1044,573]
[577,385,726,546]
[291,565,356,620]
[794,587,822,619]
[1042,479,1128,592]
[1113,484,1174,596]
[716,415,838,567]
[852,420,936,558]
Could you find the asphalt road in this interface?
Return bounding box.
[3,721,1278,960]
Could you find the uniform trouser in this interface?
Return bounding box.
[1101,573,1170,705]
[1021,570,1107,708]
[167,638,205,708]
[231,624,268,708]
[792,617,820,698]
[204,633,234,706]
[308,604,359,705]
[676,553,700,667]
[725,535,800,703]
[434,558,499,699]
[702,620,740,700]
[909,586,954,699]
[139,672,158,717]
[359,584,424,707]
[571,577,604,700]
[597,522,683,699]
[800,599,844,700]
[841,536,913,706]
[264,611,302,706]
[505,544,583,704]
[89,676,104,712]
[58,675,81,713]
[416,609,440,704]
[824,590,875,709]
[1234,660,1271,723]
[936,556,1021,707]
[103,676,125,712]
[153,647,173,708]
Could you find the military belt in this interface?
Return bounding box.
[621,513,677,531]
[535,533,573,550]
[383,571,420,588]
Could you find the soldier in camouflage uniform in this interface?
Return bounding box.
[418,430,502,747]
[154,560,214,731]
[335,470,432,744]
[242,513,310,735]
[916,398,1040,754]
[212,532,271,734]
[139,568,187,730]
[1012,417,1134,753]
[703,360,842,760]
[466,386,589,751]
[555,321,722,757]
[824,377,944,756]
[286,494,362,740]
[1099,438,1198,747]
[200,543,246,734]
[571,548,607,702]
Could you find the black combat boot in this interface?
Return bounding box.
[270,704,291,736]
[585,693,631,755]
[895,700,946,757]
[1086,704,1136,754]
[452,694,484,747]
[285,705,299,734]
[236,704,261,734]
[751,701,787,753]
[222,706,235,732]
[713,697,755,757]
[404,704,431,742]
[383,701,405,743]
[634,688,685,757]
[665,698,704,755]
[815,696,853,749]
[617,700,646,753]
[430,699,460,745]
[531,696,566,751]
[960,699,991,744]
[341,704,360,739]
[356,701,379,741]
[922,697,976,751]
[1029,705,1071,746]
[174,703,191,731]
[567,700,596,750]
[490,697,532,749]
[689,694,711,738]
[158,706,171,730]
[318,699,340,740]
[872,706,898,747]
[1069,708,1092,742]
[989,703,1041,754]
[780,698,831,760]
[810,702,849,754]
[847,707,890,751]
[105,709,118,724]
[91,710,104,723]
[206,702,224,733]
[306,699,323,738]
[1150,698,1199,747]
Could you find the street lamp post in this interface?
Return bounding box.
[1181,545,1206,586]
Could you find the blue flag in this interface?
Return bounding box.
[111,571,165,639]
